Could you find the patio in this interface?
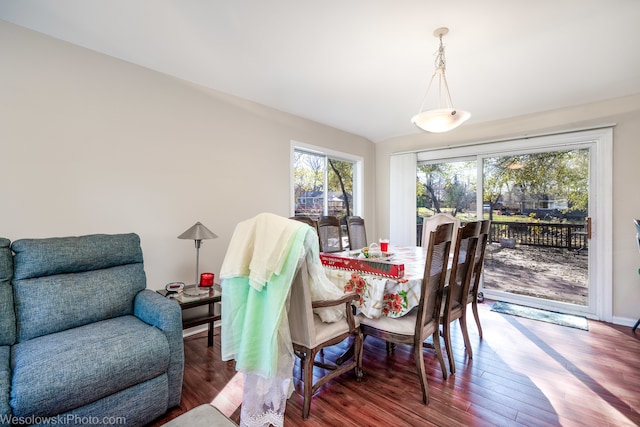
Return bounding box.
[482,243,588,305]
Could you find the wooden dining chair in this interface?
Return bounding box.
[289,216,319,235]
[440,220,480,374]
[421,213,461,255]
[346,216,367,250]
[359,222,454,404]
[288,259,363,419]
[465,219,491,340]
[317,215,343,253]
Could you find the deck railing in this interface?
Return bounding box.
[489,221,587,249]
[417,221,588,250]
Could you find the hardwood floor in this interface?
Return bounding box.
[148,300,640,426]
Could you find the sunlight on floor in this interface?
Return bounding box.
[210,372,244,417]
[486,312,638,425]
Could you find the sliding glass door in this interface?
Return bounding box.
[413,128,612,319]
[480,147,591,310]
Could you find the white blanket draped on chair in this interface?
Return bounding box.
[220,213,343,427]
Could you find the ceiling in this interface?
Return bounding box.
[2,0,640,142]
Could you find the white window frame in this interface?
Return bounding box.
[410,127,613,321]
[290,141,363,217]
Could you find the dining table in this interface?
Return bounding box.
[321,245,430,319]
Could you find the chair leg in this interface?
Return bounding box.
[385,341,396,354]
[301,348,317,420]
[472,300,483,338]
[413,341,429,404]
[633,318,640,332]
[355,331,364,379]
[442,322,455,374]
[427,331,448,380]
[459,314,473,360]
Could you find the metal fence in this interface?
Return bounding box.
[417,221,588,250]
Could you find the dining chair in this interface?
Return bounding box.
[289,216,319,235]
[421,213,461,255]
[359,222,454,404]
[288,259,363,419]
[440,220,481,375]
[466,219,491,340]
[346,216,367,250]
[318,215,343,253]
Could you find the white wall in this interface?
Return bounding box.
[0,21,376,290]
[375,94,640,325]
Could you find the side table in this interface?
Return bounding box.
[158,283,221,347]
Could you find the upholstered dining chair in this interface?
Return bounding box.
[359,222,454,404]
[440,220,480,375]
[346,216,367,250]
[422,213,461,255]
[288,259,363,419]
[466,220,491,340]
[318,215,343,253]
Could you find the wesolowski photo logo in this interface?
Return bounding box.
[0,414,127,425]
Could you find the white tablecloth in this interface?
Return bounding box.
[322,246,428,319]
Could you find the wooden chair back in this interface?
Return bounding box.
[317,215,343,253]
[468,220,491,304]
[346,216,367,250]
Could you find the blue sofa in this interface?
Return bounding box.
[0,233,184,426]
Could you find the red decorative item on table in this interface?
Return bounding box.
[320,253,405,278]
[199,272,214,287]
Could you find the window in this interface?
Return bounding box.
[291,143,362,223]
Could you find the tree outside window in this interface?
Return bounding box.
[417,159,477,221]
[293,149,355,222]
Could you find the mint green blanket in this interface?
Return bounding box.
[221,226,307,377]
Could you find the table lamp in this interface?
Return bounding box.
[178,221,218,285]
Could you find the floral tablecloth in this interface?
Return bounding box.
[322,246,428,319]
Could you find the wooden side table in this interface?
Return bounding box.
[158,284,221,347]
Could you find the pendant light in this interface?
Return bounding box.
[411,27,470,133]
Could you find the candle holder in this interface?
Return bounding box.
[200,272,214,287]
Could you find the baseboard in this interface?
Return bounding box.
[182,321,221,338]
[611,315,639,328]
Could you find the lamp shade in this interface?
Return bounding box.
[411,108,471,133]
[178,222,218,240]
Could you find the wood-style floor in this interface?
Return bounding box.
[148,300,640,426]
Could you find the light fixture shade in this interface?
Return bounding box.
[411,108,471,133]
[178,222,218,240]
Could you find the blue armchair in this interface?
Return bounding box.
[0,233,183,426]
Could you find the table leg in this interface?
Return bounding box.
[207,302,214,347]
